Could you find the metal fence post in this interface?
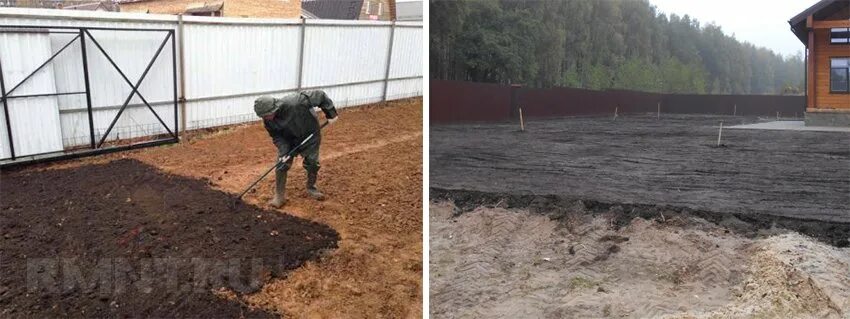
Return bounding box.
[295,17,306,91]
[79,28,96,149]
[170,30,179,138]
[382,21,396,102]
[0,56,14,160]
[177,14,187,133]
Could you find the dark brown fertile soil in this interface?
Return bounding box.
[0,159,338,318]
[431,114,850,223]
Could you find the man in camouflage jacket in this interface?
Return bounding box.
[253,90,339,207]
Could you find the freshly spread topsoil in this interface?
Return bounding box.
[0,159,339,318]
[430,114,850,223]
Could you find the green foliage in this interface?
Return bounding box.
[659,56,708,94]
[429,0,804,95]
[585,64,612,90]
[612,58,662,92]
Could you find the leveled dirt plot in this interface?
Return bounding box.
[14,98,423,317]
[430,114,850,223]
[1,159,338,317]
[430,195,850,318]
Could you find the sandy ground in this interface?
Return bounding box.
[19,98,423,318]
[430,114,850,223]
[430,201,850,319]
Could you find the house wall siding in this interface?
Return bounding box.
[224,0,300,18]
[120,0,197,14]
[119,0,300,18]
[814,27,850,110]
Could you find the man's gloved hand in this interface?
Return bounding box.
[327,116,339,124]
[278,155,291,163]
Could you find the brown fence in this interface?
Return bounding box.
[660,94,805,117]
[431,80,805,123]
[430,80,512,123]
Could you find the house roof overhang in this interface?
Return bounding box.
[301,8,319,19]
[788,0,850,44]
[301,0,364,20]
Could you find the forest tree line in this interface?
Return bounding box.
[430,0,805,95]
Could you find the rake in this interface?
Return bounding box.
[234,121,329,205]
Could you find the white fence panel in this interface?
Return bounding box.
[182,23,300,101]
[85,29,177,143]
[322,81,386,108]
[186,96,258,130]
[181,21,301,129]
[0,8,421,163]
[0,31,64,156]
[389,25,422,79]
[301,20,392,88]
[387,77,422,101]
[300,22,391,108]
[0,11,178,152]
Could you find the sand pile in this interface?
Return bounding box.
[430,201,850,318]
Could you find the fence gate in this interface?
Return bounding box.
[0,25,178,167]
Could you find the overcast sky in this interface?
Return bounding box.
[649,0,821,57]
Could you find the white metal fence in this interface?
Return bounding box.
[0,8,422,161]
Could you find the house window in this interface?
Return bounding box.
[831,28,850,44]
[364,0,370,14]
[831,58,849,93]
[378,2,382,15]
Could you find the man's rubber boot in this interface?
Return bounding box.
[269,169,287,208]
[306,171,325,201]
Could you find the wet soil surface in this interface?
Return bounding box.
[430,114,850,223]
[0,159,338,317]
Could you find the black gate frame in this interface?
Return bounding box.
[0,25,178,168]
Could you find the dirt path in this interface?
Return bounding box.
[13,98,423,318]
[430,114,850,223]
[430,200,850,319]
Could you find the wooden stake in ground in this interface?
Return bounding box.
[519,107,525,131]
[716,121,724,147]
[657,102,660,120]
[614,107,618,120]
[733,104,737,116]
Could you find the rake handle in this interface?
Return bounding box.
[236,121,329,201]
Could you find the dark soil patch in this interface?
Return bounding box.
[430,114,850,223]
[431,188,850,248]
[0,159,339,318]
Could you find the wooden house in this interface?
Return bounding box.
[790,0,850,126]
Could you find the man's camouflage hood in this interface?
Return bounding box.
[254,96,278,118]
